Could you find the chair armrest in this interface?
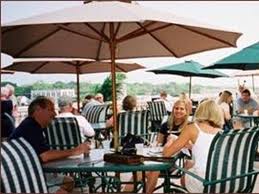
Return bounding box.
[174,164,259,187]
[204,168,259,186]
[173,164,205,183]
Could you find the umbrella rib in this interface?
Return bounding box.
[117,21,156,42]
[96,23,106,60]
[62,60,93,73]
[84,23,110,42]
[114,22,122,38]
[56,24,105,42]
[62,61,78,67]
[31,61,49,73]
[14,28,60,57]
[137,22,178,57]
[178,24,238,47]
[115,64,127,72]
[63,60,89,73]
[118,23,173,43]
[78,61,96,72]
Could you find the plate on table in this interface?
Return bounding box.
[147,151,162,157]
[149,147,163,154]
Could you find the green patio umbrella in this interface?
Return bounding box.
[203,41,259,70]
[147,60,229,97]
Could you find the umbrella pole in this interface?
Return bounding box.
[189,76,192,98]
[110,23,119,152]
[252,74,255,92]
[76,66,80,111]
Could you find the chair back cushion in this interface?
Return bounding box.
[204,126,259,193]
[46,117,82,150]
[1,137,48,193]
[147,101,168,122]
[83,104,110,123]
[117,110,150,140]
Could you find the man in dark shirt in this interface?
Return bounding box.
[10,96,90,193]
[10,116,50,155]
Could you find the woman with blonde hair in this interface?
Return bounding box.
[218,90,233,130]
[146,99,223,194]
[157,99,190,145]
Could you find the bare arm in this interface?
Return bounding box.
[147,124,196,194]
[163,124,196,157]
[40,143,90,163]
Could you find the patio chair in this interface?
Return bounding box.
[112,110,151,192]
[147,101,168,132]
[1,137,48,193]
[171,126,259,193]
[82,104,111,147]
[45,117,82,150]
[45,117,94,191]
[117,110,151,143]
[82,104,110,124]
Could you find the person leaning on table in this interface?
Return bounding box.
[236,89,259,115]
[146,99,223,194]
[9,96,90,193]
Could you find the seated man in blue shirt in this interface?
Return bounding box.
[9,96,90,193]
[236,89,259,114]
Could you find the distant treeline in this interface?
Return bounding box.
[2,80,218,100]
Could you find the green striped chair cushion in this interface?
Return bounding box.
[204,126,259,193]
[147,101,168,122]
[1,138,48,193]
[46,117,82,150]
[83,104,110,123]
[117,110,150,140]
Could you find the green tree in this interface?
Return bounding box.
[32,80,52,90]
[53,81,67,89]
[97,73,126,101]
[16,85,33,98]
[80,82,100,100]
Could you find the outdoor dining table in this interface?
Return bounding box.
[90,122,107,132]
[42,148,175,193]
[237,113,259,127]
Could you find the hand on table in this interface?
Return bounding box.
[73,143,91,156]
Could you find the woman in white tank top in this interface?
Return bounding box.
[146,99,223,194]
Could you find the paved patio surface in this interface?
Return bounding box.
[73,161,259,193]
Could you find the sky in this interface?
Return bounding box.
[1,1,259,88]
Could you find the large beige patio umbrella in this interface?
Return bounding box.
[2,1,241,150]
[3,58,145,110]
[232,70,259,92]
